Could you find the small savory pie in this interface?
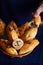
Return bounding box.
[19,39,39,55]
[12,38,24,50]
[5,47,18,56]
[6,25,18,42]
[21,27,38,41]
[0,39,18,56]
[18,22,29,36]
[18,16,41,37]
[7,20,19,36]
[34,16,41,27]
[27,16,41,28]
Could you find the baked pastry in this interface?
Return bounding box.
[7,20,19,36]
[18,16,41,38]
[12,38,24,50]
[5,47,18,56]
[0,39,18,56]
[0,19,6,36]
[28,16,41,28]
[6,25,18,42]
[21,27,38,41]
[18,22,29,36]
[34,16,41,27]
[19,39,39,55]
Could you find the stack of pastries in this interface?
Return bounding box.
[0,16,41,57]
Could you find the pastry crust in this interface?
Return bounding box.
[12,38,24,50]
[0,19,6,36]
[7,20,19,36]
[34,16,41,27]
[28,16,41,28]
[6,47,18,56]
[18,22,29,36]
[21,27,38,41]
[19,39,39,55]
[0,39,18,56]
[6,25,18,42]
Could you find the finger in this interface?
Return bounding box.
[33,2,43,17]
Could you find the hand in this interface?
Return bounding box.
[32,1,43,25]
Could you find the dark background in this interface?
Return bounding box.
[0,0,43,65]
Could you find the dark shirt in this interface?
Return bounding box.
[0,0,42,25]
[0,0,43,65]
